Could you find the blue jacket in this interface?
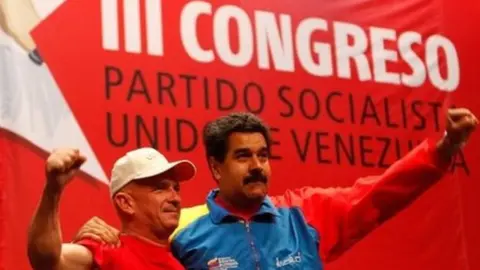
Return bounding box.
[171,190,322,269]
[169,140,448,269]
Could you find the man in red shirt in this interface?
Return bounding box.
[27,147,196,269]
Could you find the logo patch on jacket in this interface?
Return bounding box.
[207,257,239,269]
[276,252,302,268]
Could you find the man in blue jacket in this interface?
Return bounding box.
[74,108,477,269]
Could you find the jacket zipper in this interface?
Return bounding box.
[242,220,261,270]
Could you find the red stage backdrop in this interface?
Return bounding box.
[1,0,479,269]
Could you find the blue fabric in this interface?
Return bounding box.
[171,190,323,270]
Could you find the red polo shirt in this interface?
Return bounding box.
[78,234,183,269]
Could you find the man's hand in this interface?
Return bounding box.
[437,108,478,161]
[45,148,86,193]
[73,217,120,246]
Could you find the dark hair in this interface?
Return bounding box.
[203,112,271,162]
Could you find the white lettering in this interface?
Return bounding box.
[101,0,163,55]
[214,5,254,67]
[296,18,333,76]
[399,32,426,87]
[103,0,461,92]
[370,27,400,85]
[101,0,119,51]
[123,0,142,53]
[276,253,302,268]
[426,35,460,92]
[334,22,371,81]
[145,0,163,56]
[181,1,214,63]
[254,11,294,71]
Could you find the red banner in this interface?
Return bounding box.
[1,0,480,269]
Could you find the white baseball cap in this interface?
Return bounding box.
[109,148,196,197]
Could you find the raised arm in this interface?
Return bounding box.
[27,148,93,270]
[272,108,478,262]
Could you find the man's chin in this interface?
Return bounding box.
[160,213,180,228]
[245,183,268,200]
[162,221,179,234]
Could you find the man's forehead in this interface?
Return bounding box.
[228,132,267,150]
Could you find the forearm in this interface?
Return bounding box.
[328,139,450,258]
[27,183,64,270]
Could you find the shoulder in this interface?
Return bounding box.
[76,238,119,266]
[180,204,210,220]
[169,204,210,242]
[270,187,322,208]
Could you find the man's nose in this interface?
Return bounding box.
[249,156,262,170]
[167,187,181,205]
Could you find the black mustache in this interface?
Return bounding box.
[244,170,267,184]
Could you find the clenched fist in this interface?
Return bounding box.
[445,108,478,146]
[45,148,86,192]
[437,108,478,160]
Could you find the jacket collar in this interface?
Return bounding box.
[206,189,280,224]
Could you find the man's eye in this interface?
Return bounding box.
[155,183,169,190]
[237,154,248,158]
[259,152,269,158]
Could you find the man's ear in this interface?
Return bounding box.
[113,192,135,215]
[209,157,221,182]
